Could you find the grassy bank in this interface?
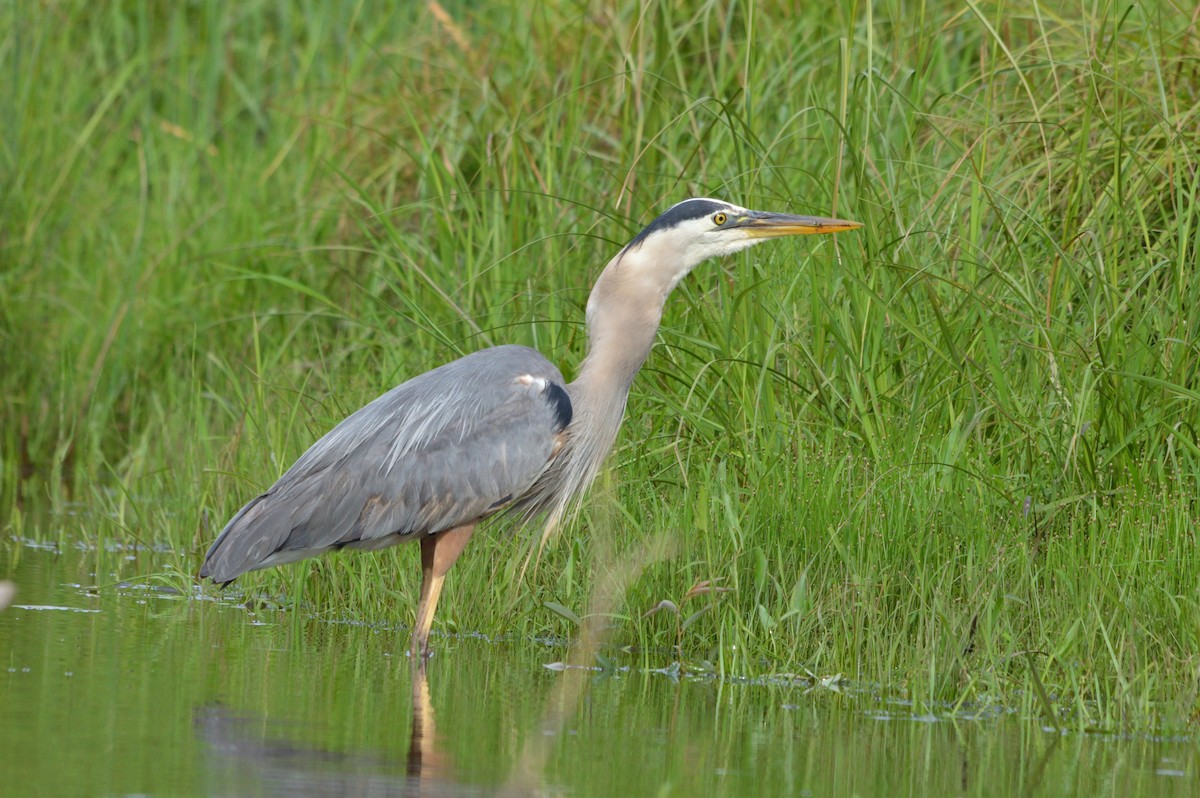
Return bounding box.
[3,1,1198,729]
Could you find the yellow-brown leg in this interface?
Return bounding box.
[411,524,475,661]
[407,653,455,788]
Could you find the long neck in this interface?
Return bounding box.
[568,254,669,456]
[520,251,673,532]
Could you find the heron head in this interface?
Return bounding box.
[617,197,861,294]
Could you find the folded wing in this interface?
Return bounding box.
[199,345,572,583]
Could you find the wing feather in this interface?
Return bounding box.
[199,345,571,582]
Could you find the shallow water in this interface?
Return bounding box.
[1,542,1195,797]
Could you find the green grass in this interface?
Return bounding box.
[3,0,1199,730]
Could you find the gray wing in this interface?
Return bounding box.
[199,344,572,583]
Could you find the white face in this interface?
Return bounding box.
[628,199,760,293]
[589,198,859,342]
[607,194,861,308]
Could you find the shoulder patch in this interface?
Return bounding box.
[543,381,573,431]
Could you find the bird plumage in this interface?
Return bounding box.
[200,345,571,582]
[199,197,861,658]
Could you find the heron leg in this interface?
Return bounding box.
[411,524,475,661]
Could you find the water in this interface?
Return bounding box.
[1,542,1195,796]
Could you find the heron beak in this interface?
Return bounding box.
[737,210,862,238]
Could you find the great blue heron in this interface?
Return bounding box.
[200,197,861,659]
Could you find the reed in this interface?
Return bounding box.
[3,0,1197,729]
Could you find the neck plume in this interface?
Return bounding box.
[518,246,673,536]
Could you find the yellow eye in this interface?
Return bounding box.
[713,212,727,226]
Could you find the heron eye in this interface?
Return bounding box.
[713,212,728,226]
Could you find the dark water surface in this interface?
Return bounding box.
[1,542,1195,797]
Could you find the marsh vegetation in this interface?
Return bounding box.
[3,0,1199,735]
